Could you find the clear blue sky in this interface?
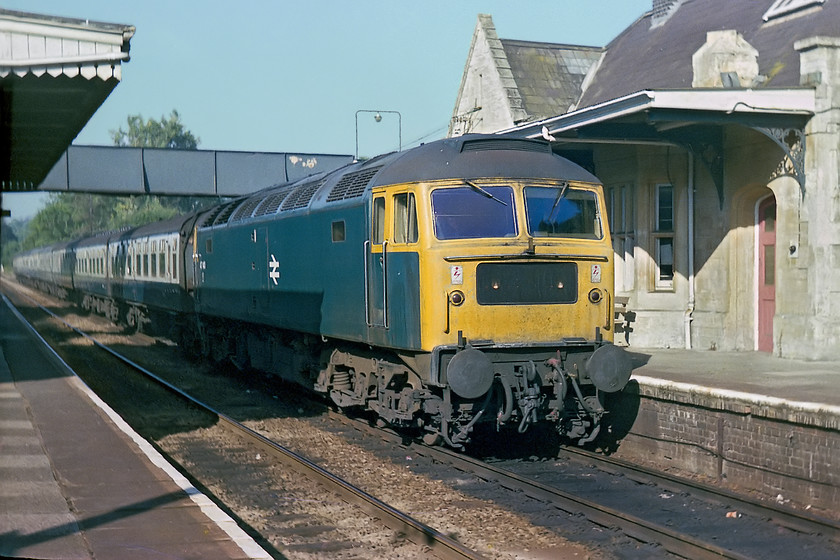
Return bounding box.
[2,0,651,218]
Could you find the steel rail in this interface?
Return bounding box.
[414,444,753,560]
[558,446,840,542]
[332,412,764,560]
[4,291,486,560]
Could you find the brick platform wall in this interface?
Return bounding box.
[604,377,840,514]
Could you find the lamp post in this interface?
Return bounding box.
[355,109,402,160]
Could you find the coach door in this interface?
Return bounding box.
[366,195,388,330]
[757,196,776,352]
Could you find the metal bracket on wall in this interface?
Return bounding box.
[755,126,806,195]
[680,136,725,209]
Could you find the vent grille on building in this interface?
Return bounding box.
[763,0,824,21]
[651,0,684,27]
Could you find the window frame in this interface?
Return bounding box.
[393,191,419,244]
[652,183,675,291]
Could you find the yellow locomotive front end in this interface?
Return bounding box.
[422,179,614,347]
[414,178,632,447]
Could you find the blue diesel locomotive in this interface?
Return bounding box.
[15,135,632,448]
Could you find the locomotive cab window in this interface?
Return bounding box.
[524,186,602,239]
[393,192,418,244]
[431,185,517,240]
[372,196,385,245]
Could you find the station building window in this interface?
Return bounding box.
[653,183,674,290]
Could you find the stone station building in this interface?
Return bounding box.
[450,1,840,360]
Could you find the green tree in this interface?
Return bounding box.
[109,196,177,229]
[111,109,200,149]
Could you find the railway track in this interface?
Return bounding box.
[5,278,839,559]
[327,400,840,559]
[3,288,486,560]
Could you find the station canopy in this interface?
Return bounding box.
[0,8,135,190]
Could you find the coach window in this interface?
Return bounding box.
[653,183,674,290]
[393,192,418,244]
[151,253,157,277]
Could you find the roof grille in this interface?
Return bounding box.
[326,166,382,202]
[230,196,263,222]
[198,205,226,228]
[461,138,551,154]
[253,189,292,217]
[213,200,244,226]
[281,178,327,211]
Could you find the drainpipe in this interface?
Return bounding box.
[684,152,695,349]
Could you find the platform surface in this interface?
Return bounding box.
[629,347,840,408]
[0,297,270,560]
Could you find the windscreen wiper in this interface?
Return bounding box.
[548,181,569,220]
[465,180,508,206]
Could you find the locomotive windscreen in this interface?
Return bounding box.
[431,186,517,239]
[524,186,602,239]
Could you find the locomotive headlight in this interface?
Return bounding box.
[492,281,500,290]
[449,290,465,306]
[588,288,603,304]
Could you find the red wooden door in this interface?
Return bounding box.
[757,198,776,352]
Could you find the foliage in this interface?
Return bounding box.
[0,218,22,269]
[110,110,200,149]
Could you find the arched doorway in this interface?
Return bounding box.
[756,195,776,352]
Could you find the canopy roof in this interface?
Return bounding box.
[0,8,135,190]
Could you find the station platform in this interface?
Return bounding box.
[0,297,271,560]
[627,347,840,429]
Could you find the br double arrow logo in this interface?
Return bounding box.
[269,254,280,285]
